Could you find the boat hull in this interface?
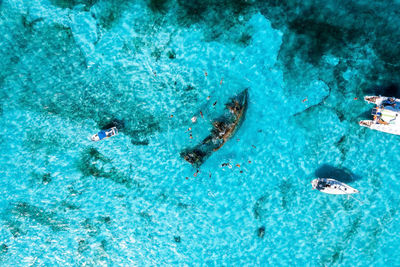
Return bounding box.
[361,95,400,135]
[311,178,359,195]
[363,95,400,105]
[181,89,249,167]
[359,120,400,135]
[91,127,119,141]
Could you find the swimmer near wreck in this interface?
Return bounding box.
[180,89,249,167]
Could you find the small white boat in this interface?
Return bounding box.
[311,178,359,195]
[360,95,400,135]
[91,127,118,142]
[364,95,400,105]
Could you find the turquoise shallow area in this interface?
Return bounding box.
[2,0,400,265]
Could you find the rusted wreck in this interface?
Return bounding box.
[181,89,248,167]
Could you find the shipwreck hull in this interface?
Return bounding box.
[181,89,249,167]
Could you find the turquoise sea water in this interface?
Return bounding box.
[2,0,400,265]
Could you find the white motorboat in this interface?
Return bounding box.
[363,95,399,105]
[359,95,400,135]
[91,127,118,141]
[311,178,359,195]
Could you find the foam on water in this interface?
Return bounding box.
[1,0,400,265]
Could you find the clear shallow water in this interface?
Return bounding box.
[1,0,400,265]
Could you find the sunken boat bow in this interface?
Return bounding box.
[181,89,249,167]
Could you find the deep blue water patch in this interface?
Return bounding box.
[93,0,131,30]
[148,0,169,14]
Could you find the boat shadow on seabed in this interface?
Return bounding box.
[314,164,361,183]
[180,89,249,168]
[363,83,400,97]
